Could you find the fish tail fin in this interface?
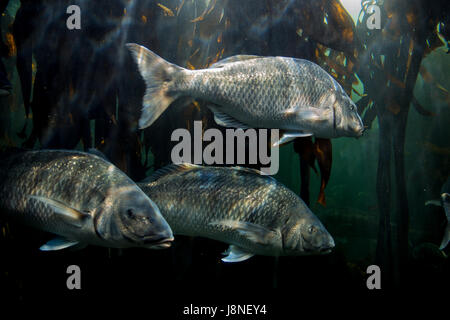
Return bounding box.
[126,43,184,129]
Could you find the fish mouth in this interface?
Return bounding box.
[320,237,335,254]
[303,247,333,255]
[319,248,333,254]
[353,124,364,138]
[144,236,174,249]
[301,234,335,254]
[356,129,364,138]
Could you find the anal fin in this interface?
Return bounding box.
[222,245,254,263]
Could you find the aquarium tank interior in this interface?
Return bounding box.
[0,0,449,311]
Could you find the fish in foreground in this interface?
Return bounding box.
[138,163,335,262]
[426,178,450,250]
[0,149,173,251]
[127,43,364,146]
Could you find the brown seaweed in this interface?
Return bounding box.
[314,138,332,207]
[355,0,449,287]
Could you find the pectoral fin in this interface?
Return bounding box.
[222,245,254,263]
[40,237,80,251]
[273,131,313,147]
[425,199,442,207]
[209,220,277,245]
[300,109,331,122]
[29,195,89,228]
[285,107,331,123]
[209,107,249,129]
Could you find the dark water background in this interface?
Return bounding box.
[0,0,449,310]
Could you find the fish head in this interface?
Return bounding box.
[333,93,364,138]
[95,186,173,249]
[282,207,335,255]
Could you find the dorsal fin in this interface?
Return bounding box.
[88,148,109,161]
[230,166,276,181]
[141,163,200,183]
[141,163,276,183]
[209,55,261,68]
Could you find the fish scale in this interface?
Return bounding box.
[0,149,173,250]
[183,59,303,124]
[146,169,275,234]
[127,43,364,141]
[0,151,122,235]
[139,164,335,261]
[189,59,322,122]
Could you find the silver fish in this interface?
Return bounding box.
[0,149,173,251]
[138,163,335,262]
[127,43,364,145]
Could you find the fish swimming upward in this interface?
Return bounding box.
[138,164,335,262]
[127,43,364,145]
[0,149,173,251]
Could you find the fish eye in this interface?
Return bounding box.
[126,208,153,225]
[126,208,135,219]
[308,226,317,234]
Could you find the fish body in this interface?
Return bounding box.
[0,149,173,250]
[138,164,335,262]
[127,43,364,144]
